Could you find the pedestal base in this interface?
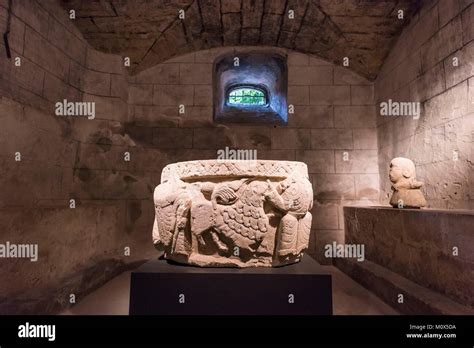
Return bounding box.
[129,255,332,315]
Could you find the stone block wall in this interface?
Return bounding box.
[128,46,380,264]
[0,0,153,313]
[0,0,125,112]
[0,0,383,313]
[375,0,474,209]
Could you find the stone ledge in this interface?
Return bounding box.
[344,205,474,215]
[335,258,474,315]
[343,205,474,307]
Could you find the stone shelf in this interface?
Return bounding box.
[340,206,474,314]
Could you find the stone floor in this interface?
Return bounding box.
[61,264,398,315]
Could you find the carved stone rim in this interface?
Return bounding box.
[161,159,309,182]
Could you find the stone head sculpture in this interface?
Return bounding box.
[389,157,426,208]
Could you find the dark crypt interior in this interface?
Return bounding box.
[0,0,473,316]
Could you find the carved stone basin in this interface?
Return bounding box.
[152,160,313,267]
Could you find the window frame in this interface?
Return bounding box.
[225,84,270,108]
[213,50,288,125]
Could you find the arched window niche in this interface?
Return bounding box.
[213,51,288,124]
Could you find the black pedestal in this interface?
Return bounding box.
[129,255,332,315]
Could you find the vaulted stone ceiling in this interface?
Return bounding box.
[61,0,422,80]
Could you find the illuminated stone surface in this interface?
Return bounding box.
[152,160,313,267]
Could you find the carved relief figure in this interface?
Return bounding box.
[389,157,427,208]
[152,160,314,267]
[264,176,313,258]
